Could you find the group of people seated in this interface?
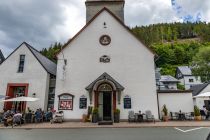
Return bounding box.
[0,107,54,127]
[1,109,23,127]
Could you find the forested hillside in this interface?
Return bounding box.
[131,22,210,46]
[131,22,210,82]
[40,22,210,82]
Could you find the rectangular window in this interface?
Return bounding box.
[18,55,25,73]
[189,79,194,83]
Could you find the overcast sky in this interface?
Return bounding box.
[0,0,209,57]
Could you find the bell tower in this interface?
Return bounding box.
[85,0,125,23]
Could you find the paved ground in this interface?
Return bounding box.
[0,127,209,140]
[1,121,210,129]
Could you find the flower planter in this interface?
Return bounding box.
[92,114,98,123]
[114,113,120,123]
[163,116,169,122]
[194,116,201,121]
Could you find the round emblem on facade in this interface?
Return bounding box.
[99,35,111,46]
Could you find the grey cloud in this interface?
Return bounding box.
[125,0,177,26]
[0,0,78,56]
[0,0,209,57]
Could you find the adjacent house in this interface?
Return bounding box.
[54,0,159,121]
[0,42,56,112]
[0,49,5,64]
[191,82,210,110]
[158,75,179,90]
[175,66,202,90]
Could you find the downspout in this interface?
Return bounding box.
[156,91,160,120]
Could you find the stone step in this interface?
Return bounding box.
[98,121,113,125]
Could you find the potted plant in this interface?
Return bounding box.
[92,108,99,123]
[194,105,201,121]
[162,104,169,121]
[114,109,120,123]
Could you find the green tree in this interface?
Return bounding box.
[40,42,63,63]
[192,46,210,82]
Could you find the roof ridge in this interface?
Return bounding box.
[56,7,156,56]
[23,42,56,65]
[23,42,57,75]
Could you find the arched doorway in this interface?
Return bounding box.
[85,72,124,121]
[97,83,114,121]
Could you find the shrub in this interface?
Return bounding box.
[162,104,168,116]
[194,105,201,116]
[92,108,98,114]
[114,109,120,114]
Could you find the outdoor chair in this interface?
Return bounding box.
[51,111,64,123]
[185,112,194,120]
[128,111,136,122]
[25,113,32,123]
[145,110,155,123]
[170,112,178,120]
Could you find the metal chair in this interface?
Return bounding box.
[145,110,155,123]
[128,111,135,122]
[185,112,194,120]
[170,112,178,120]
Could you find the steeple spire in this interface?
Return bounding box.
[85,0,125,23]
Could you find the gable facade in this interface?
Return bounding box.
[55,9,158,120]
[176,66,202,90]
[0,43,55,111]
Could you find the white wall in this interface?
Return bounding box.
[183,76,202,90]
[0,44,50,111]
[55,10,158,120]
[158,92,194,118]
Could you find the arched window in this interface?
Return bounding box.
[98,83,112,91]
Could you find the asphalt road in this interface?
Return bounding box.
[0,127,209,140]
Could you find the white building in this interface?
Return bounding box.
[191,82,210,110]
[54,0,159,121]
[158,75,179,90]
[0,42,56,112]
[175,66,202,90]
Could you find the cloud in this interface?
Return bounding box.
[0,0,209,57]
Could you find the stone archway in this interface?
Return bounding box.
[85,72,124,121]
[95,82,116,121]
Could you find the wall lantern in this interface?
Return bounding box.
[32,93,36,97]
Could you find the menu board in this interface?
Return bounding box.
[79,98,87,109]
[58,93,74,110]
[59,100,72,110]
[124,97,131,109]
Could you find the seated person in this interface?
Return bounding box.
[203,106,209,120]
[44,108,53,121]
[35,109,42,123]
[3,110,11,127]
[13,111,22,125]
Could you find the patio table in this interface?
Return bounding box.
[178,112,186,120]
[135,113,145,122]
